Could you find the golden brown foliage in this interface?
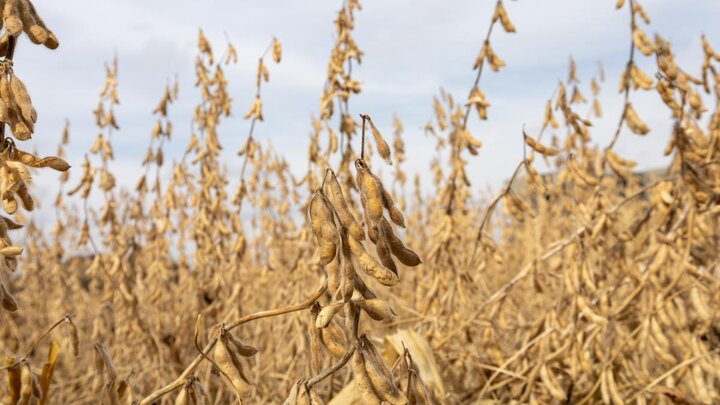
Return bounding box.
[2,0,720,404]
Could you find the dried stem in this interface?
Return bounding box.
[360,113,367,161]
[306,343,357,388]
[470,159,527,261]
[604,0,637,153]
[0,314,69,370]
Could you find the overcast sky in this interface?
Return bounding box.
[15,0,720,223]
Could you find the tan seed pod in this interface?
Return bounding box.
[5,359,21,404]
[633,28,655,56]
[543,100,559,129]
[592,98,602,117]
[568,155,598,187]
[630,64,653,90]
[606,149,636,168]
[406,354,433,405]
[18,363,33,405]
[309,305,322,373]
[380,183,405,228]
[326,255,341,298]
[363,115,392,165]
[524,163,544,192]
[227,332,258,357]
[604,368,623,405]
[17,0,58,49]
[605,151,630,180]
[0,245,22,256]
[689,287,711,320]
[577,296,608,325]
[1,215,22,230]
[38,341,60,405]
[213,334,253,400]
[243,96,263,121]
[339,229,357,301]
[272,38,282,63]
[174,386,188,405]
[600,366,610,404]
[361,193,380,243]
[355,160,384,222]
[492,1,515,33]
[375,227,397,274]
[625,104,649,135]
[349,236,400,286]
[354,299,396,322]
[319,318,347,358]
[570,86,586,104]
[10,74,37,125]
[16,183,33,211]
[1,281,18,312]
[66,319,79,357]
[2,195,17,215]
[524,133,560,156]
[352,270,377,300]
[351,348,382,405]
[539,364,566,401]
[325,170,364,241]
[3,0,23,35]
[315,302,345,329]
[0,97,8,123]
[8,104,32,141]
[589,212,607,240]
[282,382,299,405]
[466,87,490,120]
[378,218,420,266]
[309,191,338,265]
[290,382,325,405]
[361,336,408,405]
[190,379,208,405]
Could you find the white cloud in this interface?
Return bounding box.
[12,0,720,224]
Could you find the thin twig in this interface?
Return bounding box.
[306,343,357,388]
[360,114,366,161]
[0,314,69,370]
[604,0,637,153]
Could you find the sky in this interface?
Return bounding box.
[14,0,720,224]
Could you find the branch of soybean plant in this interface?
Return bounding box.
[0,36,17,147]
[193,314,226,384]
[306,343,357,388]
[461,0,503,129]
[360,113,367,160]
[604,0,637,154]
[471,159,526,261]
[0,314,69,370]
[137,338,219,405]
[446,0,508,214]
[239,38,277,187]
[228,278,327,330]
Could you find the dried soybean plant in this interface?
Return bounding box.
[297,111,422,403]
[3,0,720,404]
[0,4,71,403]
[0,0,66,314]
